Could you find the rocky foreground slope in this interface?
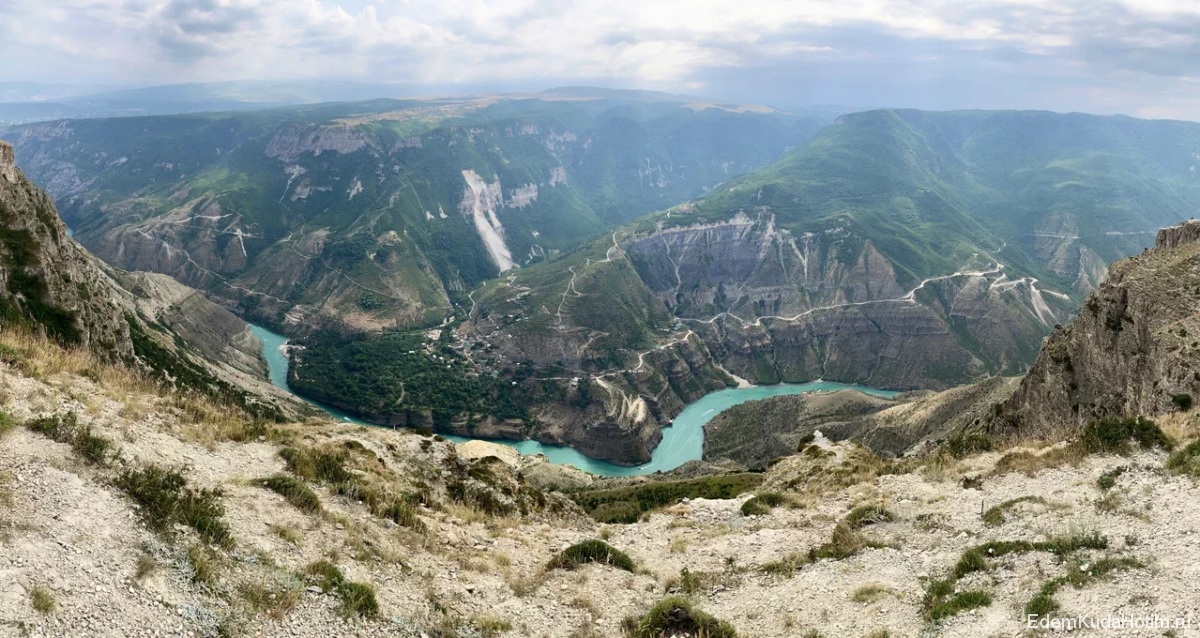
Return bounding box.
[3,328,1200,637]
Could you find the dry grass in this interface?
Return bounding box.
[238,572,304,620]
[502,568,546,597]
[669,536,689,553]
[850,582,892,603]
[0,324,261,445]
[990,442,1087,476]
[268,523,303,545]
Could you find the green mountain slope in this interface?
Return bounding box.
[464,109,1200,397]
[2,97,823,333]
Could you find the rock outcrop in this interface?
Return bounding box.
[703,389,898,469]
[0,139,136,356]
[998,220,1200,439]
[0,140,308,420]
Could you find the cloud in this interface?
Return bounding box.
[0,0,1198,117]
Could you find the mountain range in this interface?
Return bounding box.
[5,98,1200,463]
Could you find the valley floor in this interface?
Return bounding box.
[2,335,1199,637]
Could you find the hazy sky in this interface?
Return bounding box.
[2,0,1199,118]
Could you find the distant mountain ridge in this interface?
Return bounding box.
[1,96,825,335]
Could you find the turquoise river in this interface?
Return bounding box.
[249,324,898,477]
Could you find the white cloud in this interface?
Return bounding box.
[0,0,1198,115]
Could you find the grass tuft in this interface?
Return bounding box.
[621,596,737,638]
[928,591,991,621]
[982,496,1048,527]
[301,560,377,618]
[25,412,113,465]
[1166,439,1200,476]
[29,583,56,614]
[115,465,233,548]
[548,540,635,572]
[740,491,786,516]
[259,475,321,513]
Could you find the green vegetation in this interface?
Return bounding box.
[0,218,81,345]
[621,596,738,638]
[1097,466,1127,490]
[923,533,1108,621]
[844,504,894,530]
[187,544,218,585]
[1173,394,1193,412]
[740,491,786,516]
[928,591,992,622]
[1024,557,1143,620]
[571,473,763,524]
[25,412,113,465]
[258,475,321,514]
[29,583,56,614]
[278,445,427,532]
[279,446,353,484]
[238,572,303,619]
[1082,417,1173,454]
[981,496,1048,527]
[0,410,14,438]
[1166,438,1200,476]
[302,560,379,618]
[126,317,284,423]
[547,540,635,572]
[115,465,233,548]
[289,330,530,428]
[944,433,994,459]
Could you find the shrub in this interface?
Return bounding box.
[548,540,635,572]
[621,596,737,638]
[301,560,377,618]
[380,499,426,532]
[944,433,994,458]
[336,581,378,618]
[187,544,217,585]
[1024,557,1143,620]
[25,412,112,465]
[1165,439,1200,476]
[1173,394,1193,412]
[278,446,352,484]
[1082,417,1173,454]
[238,572,303,619]
[259,475,321,513]
[1097,467,1127,491]
[571,473,763,524]
[303,560,344,592]
[740,492,786,516]
[115,465,233,547]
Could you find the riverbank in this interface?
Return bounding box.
[248,323,897,476]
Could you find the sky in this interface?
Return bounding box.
[1,0,1199,118]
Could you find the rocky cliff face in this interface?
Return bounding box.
[621,215,1067,390]
[0,140,135,356]
[999,220,1200,439]
[0,140,308,420]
